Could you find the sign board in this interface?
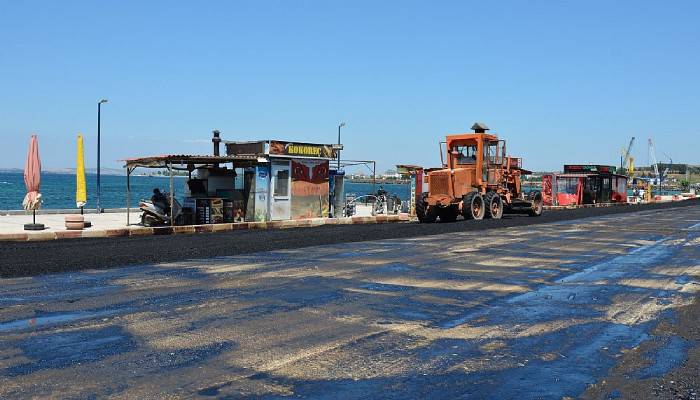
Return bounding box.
[563,165,616,174]
[226,141,266,156]
[269,141,335,159]
[227,140,336,159]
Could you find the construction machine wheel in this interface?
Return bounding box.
[484,192,503,219]
[527,190,544,217]
[462,192,485,220]
[438,206,458,223]
[416,193,438,223]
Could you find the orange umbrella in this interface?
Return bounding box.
[22,134,44,230]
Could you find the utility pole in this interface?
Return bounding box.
[97,99,108,212]
[337,122,345,170]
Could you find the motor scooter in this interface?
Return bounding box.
[139,191,182,226]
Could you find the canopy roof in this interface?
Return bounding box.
[124,154,260,169]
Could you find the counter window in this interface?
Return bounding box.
[556,177,579,194]
[274,169,289,197]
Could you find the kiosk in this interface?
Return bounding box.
[124,133,339,226]
[542,165,628,206]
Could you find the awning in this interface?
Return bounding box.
[123,154,262,169]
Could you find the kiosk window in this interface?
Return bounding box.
[557,177,579,194]
[274,169,289,197]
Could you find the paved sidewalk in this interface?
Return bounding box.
[0,212,131,237]
[0,211,410,241]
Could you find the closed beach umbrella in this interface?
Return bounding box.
[76,134,87,210]
[22,134,44,230]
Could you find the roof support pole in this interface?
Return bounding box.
[372,161,376,194]
[169,162,174,227]
[126,166,131,226]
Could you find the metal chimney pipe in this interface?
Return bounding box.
[212,129,221,156]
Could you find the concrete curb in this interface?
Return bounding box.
[0,213,411,242]
[541,199,688,211]
[543,202,629,211]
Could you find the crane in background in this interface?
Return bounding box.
[662,152,673,165]
[661,152,674,183]
[628,157,635,174]
[648,138,661,184]
[620,136,635,175]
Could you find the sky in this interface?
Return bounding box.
[1,1,698,173]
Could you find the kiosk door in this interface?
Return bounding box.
[270,161,291,220]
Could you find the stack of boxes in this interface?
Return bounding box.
[210,198,224,224]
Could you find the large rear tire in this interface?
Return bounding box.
[462,192,485,220]
[527,191,543,217]
[416,193,437,223]
[484,192,503,219]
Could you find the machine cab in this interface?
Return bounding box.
[445,123,505,187]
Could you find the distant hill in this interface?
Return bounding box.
[45,167,124,176]
[0,167,124,176]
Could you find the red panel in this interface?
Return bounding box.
[557,193,579,206]
[542,175,553,205]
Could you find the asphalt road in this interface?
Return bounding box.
[1,200,698,278]
[0,204,698,398]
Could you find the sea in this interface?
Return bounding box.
[0,171,411,211]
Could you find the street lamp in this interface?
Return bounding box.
[97,98,108,212]
[337,122,346,170]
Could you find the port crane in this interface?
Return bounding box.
[648,138,661,184]
[662,152,673,165]
[620,137,635,175]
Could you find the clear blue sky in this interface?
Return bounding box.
[1,1,698,172]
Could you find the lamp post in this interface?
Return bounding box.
[337,122,345,170]
[97,99,108,212]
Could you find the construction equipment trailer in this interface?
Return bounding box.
[417,123,543,222]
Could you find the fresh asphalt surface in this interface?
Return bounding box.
[1,199,698,278]
[1,201,698,398]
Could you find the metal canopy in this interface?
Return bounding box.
[123,154,262,228]
[124,154,260,170]
[338,159,378,192]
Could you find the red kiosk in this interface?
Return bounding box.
[543,165,628,206]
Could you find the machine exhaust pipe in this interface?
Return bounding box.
[212,129,221,156]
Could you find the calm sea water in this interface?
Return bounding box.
[0,171,410,210]
[0,171,188,210]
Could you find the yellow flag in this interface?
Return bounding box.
[76,134,87,207]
